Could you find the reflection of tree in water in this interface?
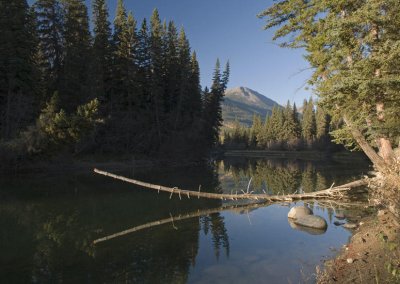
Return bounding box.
[0,162,230,283]
[201,213,230,260]
[221,157,331,194]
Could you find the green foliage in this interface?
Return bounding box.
[34,0,64,99]
[92,0,112,100]
[37,93,100,148]
[0,0,224,162]
[302,98,316,144]
[60,0,92,112]
[0,0,39,139]
[225,98,337,151]
[202,60,230,149]
[259,0,400,155]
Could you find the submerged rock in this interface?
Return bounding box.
[288,206,313,219]
[293,215,328,230]
[288,218,327,235]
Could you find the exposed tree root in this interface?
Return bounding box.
[94,168,368,202]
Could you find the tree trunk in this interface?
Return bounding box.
[342,115,388,172]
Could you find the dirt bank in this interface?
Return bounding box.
[317,209,400,283]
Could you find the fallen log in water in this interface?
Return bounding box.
[93,168,368,202]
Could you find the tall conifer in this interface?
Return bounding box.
[92,0,112,103]
[61,0,91,112]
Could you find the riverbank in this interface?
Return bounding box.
[0,153,205,176]
[317,208,400,283]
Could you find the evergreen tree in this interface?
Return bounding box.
[0,0,39,139]
[269,106,284,142]
[92,0,112,103]
[149,9,164,144]
[257,115,271,148]
[249,115,262,148]
[60,0,91,113]
[126,11,138,113]
[301,98,316,143]
[259,0,400,171]
[283,101,298,140]
[34,0,64,100]
[202,59,229,149]
[188,51,202,125]
[174,28,192,129]
[292,103,301,137]
[136,19,151,109]
[316,105,330,140]
[163,21,179,115]
[112,0,130,111]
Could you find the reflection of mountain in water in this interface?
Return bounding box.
[219,157,370,195]
[0,164,230,283]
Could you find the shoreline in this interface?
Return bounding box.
[317,209,400,283]
[0,150,370,176]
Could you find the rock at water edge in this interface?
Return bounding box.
[288,206,313,219]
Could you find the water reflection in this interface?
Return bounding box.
[288,217,328,235]
[0,157,371,283]
[220,157,369,195]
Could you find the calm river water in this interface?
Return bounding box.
[0,156,372,283]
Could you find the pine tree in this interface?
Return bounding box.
[259,0,400,171]
[136,19,151,109]
[174,28,192,129]
[92,0,112,103]
[283,101,298,141]
[316,104,330,140]
[163,21,179,115]
[34,0,64,100]
[256,114,270,148]
[269,106,284,142]
[188,51,202,125]
[301,98,316,144]
[126,11,138,113]
[60,0,91,113]
[249,114,262,148]
[202,59,229,149]
[112,0,130,111]
[0,0,39,139]
[292,102,301,137]
[149,9,164,144]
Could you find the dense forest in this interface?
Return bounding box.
[0,0,229,165]
[223,98,337,151]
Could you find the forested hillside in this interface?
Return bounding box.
[0,0,229,164]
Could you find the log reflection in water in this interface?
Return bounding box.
[93,201,271,245]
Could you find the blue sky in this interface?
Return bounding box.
[31,0,314,106]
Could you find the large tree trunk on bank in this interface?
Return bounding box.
[342,115,388,172]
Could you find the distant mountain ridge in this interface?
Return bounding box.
[222,87,281,128]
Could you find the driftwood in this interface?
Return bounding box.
[92,202,269,245]
[93,168,368,202]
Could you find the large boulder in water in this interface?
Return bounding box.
[293,215,328,230]
[288,206,313,219]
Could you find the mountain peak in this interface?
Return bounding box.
[222,87,281,127]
